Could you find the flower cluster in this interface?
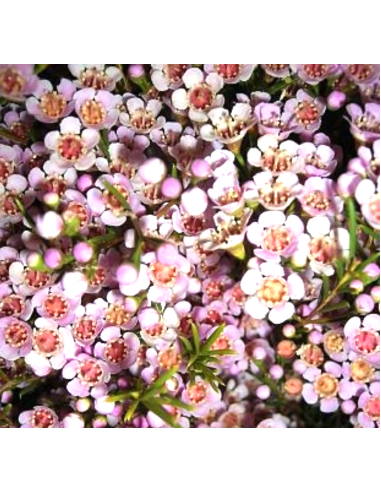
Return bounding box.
[0,63,379,428]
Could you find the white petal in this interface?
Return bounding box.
[307,216,331,237]
[171,89,189,110]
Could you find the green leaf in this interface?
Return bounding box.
[208,349,237,356]
[355,252,380,271]
[360,224,380,241]
[143,400,181,428]
[179,336,192,354]
[154,396,194,412]
[191,323,200,354]
[107,390,140,403]
[141,366,179,400]
[201,324,225,353]
[345,197,358,260]
[335,259,345,280]
[34,64,49,74]
[124,400,139,422]
[321,274,330,300]
[102,180,130,210]
[320,301,350,314]
[131,239,143,271]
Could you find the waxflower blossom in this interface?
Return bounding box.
[247,135,301,175]
[68,64,122,91]
[284,89,326,134]
[355,178,380,229]
[0,64,38,101]
[346,103,380,144]
[120,95,165,134]
[26,79,76,123]
[74,88,121,129]
[291,64,341,84]
[204,64,256,84]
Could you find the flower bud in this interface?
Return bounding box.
[73,241,94,264]
[138,158,167,184]
[284,378,303,397]
[62,412,85,428]
[327,90,346,110]
[270,364,284,380]
[92,415,108,428]
[191,159,211,179]
[341,400,356,415]
[363,263,380,278]
[161,177,182,198]
[371,286,380,303]
[256,385,271,400]
[116,263,139,285]
[277,340,297,359]
[128,64,145,79]
[36,211,64,239]
[27,251,50,272]
[181,187,208,216]
[77,174,93,192]
[76,398,91,413]
[355,293,375,314]
[282,324,296,338]
[349,279,364,294]
[308,330,323,345]
[43,248,63,269]
[43,192,60,209]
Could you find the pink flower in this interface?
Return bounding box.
[74,88,121,129]
[0,64,38,101]
[355,178,380,229]
[247,135,301,175]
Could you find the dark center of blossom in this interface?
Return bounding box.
[356,114,380,134]
[296,101,319,129]
[350,358,374,383]
[0,68,25,96]
[215,64,241,80]
[324,331,344,353]
[300,344,324,366]
[0,158,14,183]
[354,330,380,355]
[211,335,232,351]
[259,182,291,208]
[81,68,108,90]
[365,396,380,420]
[77,359,103,386]
[314,373,339,399]
[157,347,181,369]
[348,64,374,82]
[40,92,67,118]
[4,322,29,348]
[263,226,292,253]
[31,408,56,428]
[264,64,288,73]
[88,265,106,286]
[305,153,328,170]
[369,193,380,222]
[103,184,129,214]
[164,64,188,82]
[262,148,293,174]
[80,100,106,125]
[105,338,129,364]
[24,268,50,289]
[187,382,208,405]
[205,280,224,300]
[43,293,69,319]
[130,109,156,132]
[215,118,246,141]
[28,153,47,169]
[110,158,137,179]
[142,184,163,204]
[58,134,85,161]
[231,284,247,305]
[303,64,328,79]
[308,236,337,264]
[73,316,97,343]
[1,192,19,215]
[189,84,214,111]
[10,122,29,141]
[179,315,193,337]
[204,309,223,325]
[257,276,289,308]
[34,329,61,357]
[218,188,241,206]
[304,190,330,212]
[105,303,131,325]
[144,322,166,338]
[182,214,206,235]
[284,378,303,397]
[0,294,25,316]
[149,261,178,287]
[64,202,88,227]
[41,175,67,196]
[0,259,11,282]
[370,158,380,177]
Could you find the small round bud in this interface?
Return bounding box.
[284,378,303,397]
[128,64,145,78]
[191,159,211,178]
[363,263,380,278]
[138,158,167,184]
[371,286,380,303]
[73,241,94,264]
[62,413,85,428]
[253,346,267,360]
[256,385,271,400]
[341,400,356,415]
[327,90,346,110]
[43,192,60,209]
[181,187,208,216]
[282,324,296,338]
[77,174,93,192]
[277,340,297,359]
[76,398,91,413]
[355,293,375,314]
[36,211,64,239]
[44,248,63,269]
[161,177,182,198]
[349,279,364,294]
[92,415,108,428]
[308,330,323,345]
[269,364,284,380]
[116,263,139,285]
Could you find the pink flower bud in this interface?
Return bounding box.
[355,293,375,314]
[253,346,267,360]
[282,324,296,338]
[161,177,182,198]
[364,263,380,278]
[138,158,167,184]
[77,174,93,192]
[27,251,45,270]
[181,187,208,216]
[349,279,364,293]
[371,286,380,303]
[92,415,108,428]
[116,263,139,285]
[76,398,91,413]
[43,192,60,208]
[270,364,284,380]
[341,400,356,415]
[36,211,64,239]
[61,271,88,297]
[44,248,63,269]
[191,159,211,178]
[128,65,145,78]
[327,90,346,110]
[62,413,85,428]
[256,385,271,400]
[73,241,94,264]
[308,330,323,344]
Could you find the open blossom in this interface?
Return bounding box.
[0,64,38,101]
[182,377,222,418]
[74,88,121,129]
[68,64,122,91]
[355,178,380,229]
[44,116,99,171]
[204,64,256,84]
[0,317,33,361]
[346,103,380,144]
[297,142,337,177]
[291,64,341,84]
[299,177,343,216]
[344,314,380,366]
[172,67,224,123]
[63,354,111,398]
[150,64,190,91]
[19,406,60,428]
[248,135,301,175]
[261,64,291,78]
[94,326,140,373]
[120,95,164,134]
[284,89,326,134]
[341,64,380,86]
[254,101,293,140]
[348,140,379,181]
[241,262,305,324]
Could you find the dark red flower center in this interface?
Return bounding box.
[58,134,84,161]
[189,84,214,110]
[354,330,380,355]
[77,359,103,386]
[105,338,129,364]
[5,322,29,348]
[43,293,69,319]
[34,329,61,356]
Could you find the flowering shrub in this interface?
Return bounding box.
[0,63,379,428]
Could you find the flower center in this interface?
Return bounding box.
[300,344,324,366]
[103,184,129,214]
[305,153,328,170]
[263,226,292,253]
[4,322,29,348]
[324,332,344,353]
[205,280,224,300]
[264,64,288,73]
[88,265,106,286]
[211,335,232,351]
[204,310,223,325]
[0,158,14,184]
[43,293,69,319]
[58,134,85,161]
[262,148,293,174]
[365,396,380,420]
[130,109,156,132]
[0,294,25,316]
[314,373,339,399]
[259,182,291,208]
[303,64,328,79]
[164,64,188,82]
[257,276,289,308]
[31,408,56,428]
[149,261,178,287]
[215,118,246,141]
[105,303,131,325]
[369,193,380,222]
[348,64,374,82]
[34,329,61,357]
[157,347,181,369]
[40,92,67,118]
[304,190,330,212]
[189,84,214,111]
[80,100,106,125]
[0,68,25,96]
[369,158,380,177]
[105,338,129,364]
[356,114,380,134]
[64,202,88,226]
[73,316,97,343]
[10,121,29,140]
[24,268,50,288]
[81,68,108,89]
[187,382,208,405]
[1,192,19,215]
[144,323,166,338]
[215,64,241,80]
[182,214,206,235]
[231,284,247,305]
[77,359,103,386]
[354,330,380,355]
[308,236,337,264]
[218,188,241,206]
[350,358,374,383]
[0,259,11,282]
[41,175,67,196]
[296,101,319,129]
